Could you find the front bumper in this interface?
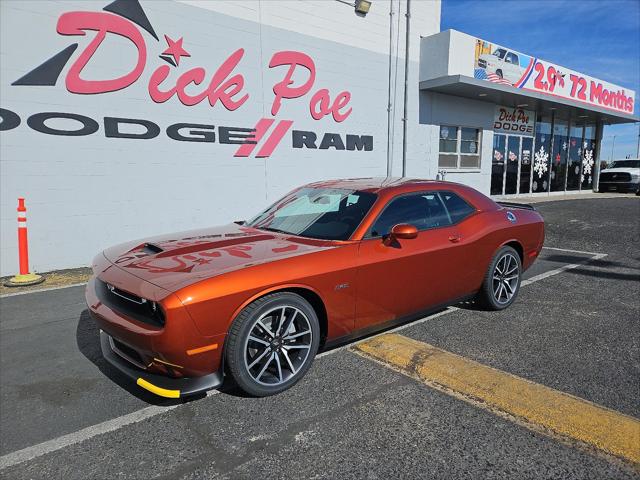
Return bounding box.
[86,253,227,398]
[599,181,639,192]
[100,330,222,398]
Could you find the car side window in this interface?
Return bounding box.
[368,193,452,237]
[506,52,518,65]
[440,191,476,224]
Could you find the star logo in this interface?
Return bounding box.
[161,35,190,66]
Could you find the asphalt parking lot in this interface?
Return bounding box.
[1,196,639,479]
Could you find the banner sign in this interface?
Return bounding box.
[493,106,535,136]
[474,39,635,115]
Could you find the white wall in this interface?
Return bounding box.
[419,92,494,193]
[0,0,440,275]
[419,29,476,82]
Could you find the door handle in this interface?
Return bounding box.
[448,234,462,243]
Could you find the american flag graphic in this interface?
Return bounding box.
[486,73,513,86]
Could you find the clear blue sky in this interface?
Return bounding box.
[441,0,640,160]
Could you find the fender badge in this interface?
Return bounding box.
[506,211,517,223]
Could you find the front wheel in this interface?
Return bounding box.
[479,246,522,310]
[225,292,320,397]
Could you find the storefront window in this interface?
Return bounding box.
[550,119,569,192]
[519,137,533,194]
[566,123,583,191]
[581,124,596,190]
[438,125,481,169]
[532,115,552,193]
[504,136,520,195]
[490,133,506,195]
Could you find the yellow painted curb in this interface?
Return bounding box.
[353,333,640,465]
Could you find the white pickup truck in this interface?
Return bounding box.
[477,47,526,85]
[598,159,640,195]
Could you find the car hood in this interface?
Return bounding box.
[103,223,337,291]
[601,167,640,175]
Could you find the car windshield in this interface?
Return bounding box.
[493,48,507,59]
[247,187,377,241]
[609,160,640,169]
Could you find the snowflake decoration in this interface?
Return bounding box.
[508,150,517,162]
[562,141,567,151]
[582,149,594,175]
[577,148,582,156]
[494,150,503,162]
[583,141,588,149]
[533,146,549,178]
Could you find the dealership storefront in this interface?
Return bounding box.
[420,29,638,198]
[0,0,637,275]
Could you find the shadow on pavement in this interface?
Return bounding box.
[75,310,186,406]
[76,310,248,403]
[566,267,640,282]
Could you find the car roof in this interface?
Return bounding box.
[305,177,459,193]
[303,177,499,211]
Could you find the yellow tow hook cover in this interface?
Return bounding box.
[136,378,180,398]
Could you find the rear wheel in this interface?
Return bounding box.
[226,292,320,397]
[479,246,522,310]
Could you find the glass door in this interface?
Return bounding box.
[505,136,520,195]
[519,137,533,194]
[550,119,568,192]
[581,124,596,190]
[566,124,583,190]
[491,134,507,195]
[532,115,552,193]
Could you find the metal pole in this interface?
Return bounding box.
[401,0,411,177]
[386,0,395,177]
[636,122,640,158]
[593,121,604,192]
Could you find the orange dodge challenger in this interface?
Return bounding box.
[86,178,544,398]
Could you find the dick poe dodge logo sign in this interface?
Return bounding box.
[0,0,373,157]
[493,106,535,136]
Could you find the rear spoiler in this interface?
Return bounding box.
[497,201,536,211]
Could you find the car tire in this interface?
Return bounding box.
[225,292,320,397]
[479,245,522,311]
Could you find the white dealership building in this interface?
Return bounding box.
[0,0,637,275]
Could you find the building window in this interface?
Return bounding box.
[438,126,481,169]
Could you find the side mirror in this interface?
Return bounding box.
[384,223,418,246]
[390,224,418,240]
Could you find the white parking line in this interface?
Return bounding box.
[522,253,607,286]
[542,246,605,256]
[0,282,87,298]
[0,390,219,470]
[0,250,607,470]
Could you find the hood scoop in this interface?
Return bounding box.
[143,243,164,254]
